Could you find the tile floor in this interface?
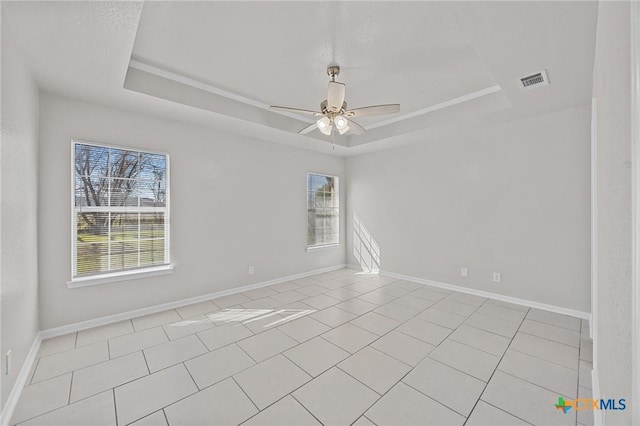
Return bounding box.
[12,269,593,426]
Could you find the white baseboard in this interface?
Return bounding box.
[0,333,42,426]
[40,264,347,339]
[379,269,591,320]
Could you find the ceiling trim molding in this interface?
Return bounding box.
[128,58,315,123]
[364,84,503,130]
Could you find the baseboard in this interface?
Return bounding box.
[40,264,347,339]
[0,333,42,426]
[592,367,604,426]
[380,269,591,320]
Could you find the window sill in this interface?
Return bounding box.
[306,243,340,253]
[67,265,173,289]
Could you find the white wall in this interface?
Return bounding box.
[0,19,40,410]
[38,93,345,329]
[346,106,591,312]
[592,2,633,424]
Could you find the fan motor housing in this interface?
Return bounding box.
[321,100,347,115]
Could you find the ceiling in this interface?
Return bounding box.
[2,1,598,156]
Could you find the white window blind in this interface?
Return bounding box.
[307,173,339,247]
[72,141,170,279]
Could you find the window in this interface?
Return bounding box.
[307,173,339,248]
[72,141,169,280]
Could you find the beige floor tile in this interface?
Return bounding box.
[114,364,197,425]
[526,309,581,331]
[284,336,350,377]
[19,390,115,426]
[403,358,485,417]
[162,316,215,340]
[132,310,182,332]
[352,415,377,425]
[335,298,378,316]
[464,313,520,338]
[164,378,257,425]
[445,293,488,307]
[70,351,148,402]
[339,347,411,394]
[430,339,500,382]
[411,287,450,302]
[237,328,297,362]
[11,374,71,424]
[271,290,307,304]
[293,367,379,425]
[373,302,419,322]
[519,319,581,347]
[243,286,280,300]
[109,327,168,359]
[243,395,320,426]
[196,322,253,351]
[325,288,361,301]
[482,371,576,426]
[432,299,479,316]
[485,299,530,312]
[37,334,77,358]
[143,334,207,372]
[301,294,341,310]
[466,401,530,426]
[357,291,399,306]
[498,349,578,397]
[185,343,255,389]
[128,410,167,426]
[510,332,579,369]
[366,382,465,426]
[235,354,311,410]
[371,330,434,366]
[76,321,133,347]
[269,281,301,293]
[476,303,528,322]
[448,325,511,357]
[175,301,218,319]
[33,341,108,383]
[212,292,252,308]
[350,312,401,336]
[311,306,357,328]
[321,323,378,354]
[417,308,468,329]
[241,297,282,310]
[397,318,452,345]
[393,294,436,311]
[278,316,330,343]
[291,284,326,297]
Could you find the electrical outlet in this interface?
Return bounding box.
[248,266,254,275]
[461,267,469,277]
[5,350,11,375]
[493,272,502,283]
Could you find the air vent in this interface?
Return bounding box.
[519,70,549,90]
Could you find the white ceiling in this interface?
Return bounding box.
[2,1,598,156]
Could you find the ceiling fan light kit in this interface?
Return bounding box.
[269,65,400,137]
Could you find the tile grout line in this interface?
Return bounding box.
[462,305,531,426]
[231,376,261,413]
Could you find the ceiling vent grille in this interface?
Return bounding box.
[519,70,549,90]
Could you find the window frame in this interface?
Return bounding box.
[69,139,172,287]
[306,172,340,251]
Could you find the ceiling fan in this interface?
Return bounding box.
[270,65,400,136]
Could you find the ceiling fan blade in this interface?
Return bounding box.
[327,82,346,111]
[298,123,317,135]
[270,106,321,116]
[347,119,366,135]
[345,104,400,118]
